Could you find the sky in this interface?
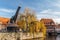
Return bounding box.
[0,0,60,23]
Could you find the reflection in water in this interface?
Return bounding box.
[46,35,56,40]
[56,35,60,40]
[24,37,44,40]
[23,35,60,40]
[46,35,60,40]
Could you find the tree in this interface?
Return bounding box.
[17,8,37,32]
[17,8,46,36]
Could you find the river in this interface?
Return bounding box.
[46,35,60,40]
[24,35,60,40]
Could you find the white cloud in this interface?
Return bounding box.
[0,8,16,18]
[53,18,60,24]
[51,0,60,8]
[40,9,51,13]
[52,3,60,7]
[40,9,60,15]
[0,8,15,13]
[36,9,60,24]
[55,4,60,7]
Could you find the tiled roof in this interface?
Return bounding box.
[40,18,55,24]
[0,17,10,25]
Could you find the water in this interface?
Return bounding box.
[24,35,60,40]
[56,35,60,40]
[46,35,56,40]
[46,35,60,40]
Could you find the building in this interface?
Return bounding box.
[40,19,56,27]
[40,19,56,35]
[0,17,10,30]
[55,24,60,34]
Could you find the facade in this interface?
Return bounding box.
[40,19,55,26]
[55,24,60,33]
[0,17,10,30]
[40,19,56,35]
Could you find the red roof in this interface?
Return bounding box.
[40,19,55,25]
[0,17,10,25]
